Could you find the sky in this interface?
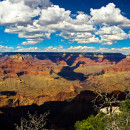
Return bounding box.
[0,0,130,54]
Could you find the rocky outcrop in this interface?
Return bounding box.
[126,54,130,59]
[0,53,129,130]
[0,52,128,107]
[0,54,54,77]
[74,57,116,66]
[0,91,76,107]
[73,53,126,66]
[0,52,126,66]
[103,57,130,72]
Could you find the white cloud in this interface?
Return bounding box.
[59,32,100,43]
[44,45,95,52]
[0,45,14,51]
[16,46,40,52]
[97,47,130,54]
[19,33,49,39]
[0,1,130,45]
[66,46,95,52]
[38,5,71,25]
[90,3,128,25]
[4,4,96,45]
[5,23,51,45]
[9,0,52,8]
[96,26,128,45]
[21,40,41,45]
[43,45,130,55]
[76,11,91,22]
[0,0,40,25]
[19,32,51,45]
[15,45,130,55]
[119,20,130,29]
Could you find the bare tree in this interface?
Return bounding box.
[15,111,49,130]
[92,90,130,130]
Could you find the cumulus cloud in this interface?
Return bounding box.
[15,45,130,55]
[10,0,52,8]
[96,26,128,45]
[19,32,51,45]
[119,20,130,29]
[44,45,95,52]
[97,47,130,55]
[38,5,71,26]
[0,0,40,25]
[5,22,51,45]
[3,3,96,45]
[59,32,100,43]
[0,1,130,45]
[16,46,40,52]
[0,45,14,51]
[90,3,128,25]
[43,45,130,55]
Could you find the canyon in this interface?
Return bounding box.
[0,52,129,106]
[0,52,129,129]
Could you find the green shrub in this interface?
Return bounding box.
[113,112,130,130]
[75,120,94,130]
[75,99,130,130]
[75,112,108,130]
[120,99,130,112]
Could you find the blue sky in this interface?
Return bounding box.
[0,0,130,54]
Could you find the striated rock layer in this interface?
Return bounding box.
[103,56,130,72]
[0,52,129,130]
[0,52,126,75]
[0,52,129,108]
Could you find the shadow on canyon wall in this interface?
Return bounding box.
[0,90,97,130]
[0,52,126,65]
[0,91,17,97]
[57,61,87,81]
[0,90,127,130]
